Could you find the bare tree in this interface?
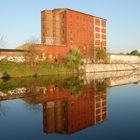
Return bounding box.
[17,36,41,72]
[25,36,39,44]
[0,35,6,48]
[17,36,39,50]
[0,102,7,118]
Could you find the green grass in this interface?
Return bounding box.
[0,75,81,95]
[0,63,72,78]
[0,63,33,77]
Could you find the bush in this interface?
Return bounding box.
[32,73,38,78]
[95,48,108,63]
[63,48,83,71]
[1,72,11,80]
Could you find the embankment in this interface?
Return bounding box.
[1,63,140,78]
[85,63,140,73]
[0,63,71,78]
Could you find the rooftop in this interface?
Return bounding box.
[41,8,107,21]
[0,49,27,52]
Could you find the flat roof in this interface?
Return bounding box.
[0,49,27,52]
[41,8,107,21]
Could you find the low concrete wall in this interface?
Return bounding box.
[85,63,140,73]
[109,54,140,64]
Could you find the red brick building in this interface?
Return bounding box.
[41,8,107,59]
[0,8,107,62]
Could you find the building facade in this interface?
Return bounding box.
[41,8,107,58]
[0,8,107,62]
[0,49,28,63]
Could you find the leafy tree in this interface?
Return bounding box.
[63,48,83,71]
[129,50,140,56]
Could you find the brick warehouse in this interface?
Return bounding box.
[0,8,107,62]
[41,8,107,59]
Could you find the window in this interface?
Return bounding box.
[62,30,65,34]
[101,20,106,27]
[69,22,72,26]
[61,22,64,26]
[70,37,73,42]
[95,18,100,26]
[70,14,72,18]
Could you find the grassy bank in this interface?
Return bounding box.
[0,63,72,78]
[0,49,84,78]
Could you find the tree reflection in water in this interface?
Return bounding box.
[0,75,108,134]
[0,102,8,118]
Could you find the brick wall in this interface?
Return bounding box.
[41,8,107,59]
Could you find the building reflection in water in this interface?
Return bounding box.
[0,76,108,134]
[42,78,108,134]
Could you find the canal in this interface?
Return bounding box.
[0,72,140,140]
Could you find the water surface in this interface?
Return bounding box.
[0,73,140,140]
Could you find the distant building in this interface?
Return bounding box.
[41,8,107,58]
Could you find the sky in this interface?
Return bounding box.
[0,0,140,53]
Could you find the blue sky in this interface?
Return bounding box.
[0,0,140,53]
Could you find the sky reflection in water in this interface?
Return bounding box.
[0,72,140,140]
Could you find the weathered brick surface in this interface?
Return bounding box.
[41,8,107,58]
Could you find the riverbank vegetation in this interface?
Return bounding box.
[0,48,83,78]
[127,50,140,56]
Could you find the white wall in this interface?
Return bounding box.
[109,54,140,64]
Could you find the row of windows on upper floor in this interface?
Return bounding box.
[42,19,106,28]
[46,12,105,23]
[42,26,106,33]
[68,13,106,23]
[42,13,106,26]
[41,22,106,32]
[68,21,106,28]
[42,29,106,39]
[42,24,105,33]
[69,28,106,33]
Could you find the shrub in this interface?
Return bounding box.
[63,48,83,71]
[33,73,38,78]
[1,72,11,80]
